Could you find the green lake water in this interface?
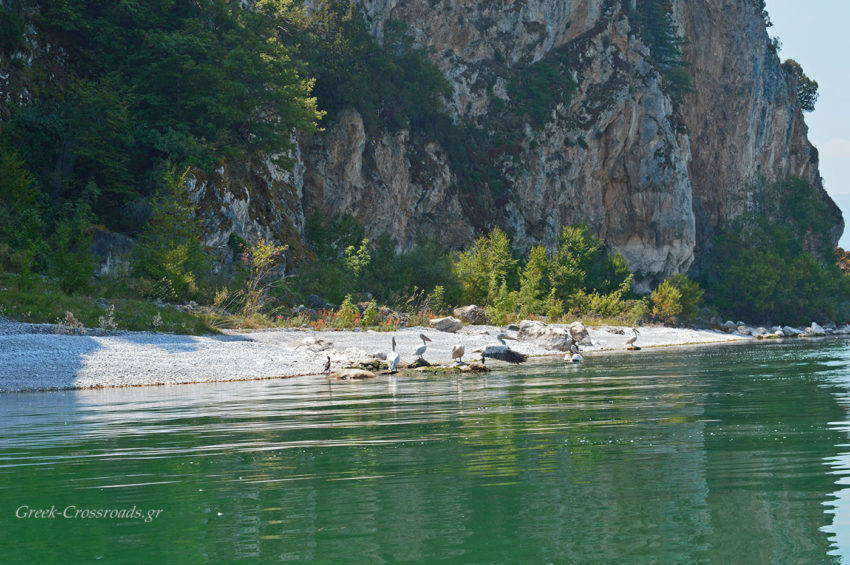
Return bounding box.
[3,339,850,562]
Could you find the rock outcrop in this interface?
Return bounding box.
[195,0,842,286]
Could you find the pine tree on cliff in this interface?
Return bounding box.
[636,0,692,100]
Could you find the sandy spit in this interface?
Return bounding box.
[0,318,758,393]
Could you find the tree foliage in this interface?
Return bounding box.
[782,59,819,112]
[453,228,518,305]
[132,170,212,302]
[5,0,320,231]
[650,274,703,325]
[635,0,693,102]
[549,226,632,300]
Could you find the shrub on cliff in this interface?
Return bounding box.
[650,274,704,325]
[782,59,819,112]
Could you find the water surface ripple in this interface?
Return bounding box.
[3,340,850,561]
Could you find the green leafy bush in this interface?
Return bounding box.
[650,274,703,325]
[334,295,359,328]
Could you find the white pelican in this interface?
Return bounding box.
[451,344,465,364]
[475,333,527,365]
[625,328,640,349]
[415,334,432,360]
[565,343,583,363]
[387,337,400,372]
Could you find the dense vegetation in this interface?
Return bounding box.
[0,1,845,334]
[698,178,847,325]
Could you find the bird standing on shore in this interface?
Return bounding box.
[625,328,640,350]
[475,333,527,365]
[387,337,400,372]
[565,343,583,363]
[415,334,432,361]
[322,355,331,374]
[451,344,465,365]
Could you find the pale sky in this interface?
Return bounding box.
[766,0,850,246]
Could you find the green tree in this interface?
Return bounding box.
[517,245,550,314]
[701,218,845,324]
[48,195,97,293]
[782,59,819,112]
[8,0,320,231]
[650,274,703,325]
[132,169,212,302]
[0,148,44,263]
[453,228,518,305]
[549,226,631,300]
[636,0,693,101]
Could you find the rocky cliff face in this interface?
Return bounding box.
[197,0,842,288]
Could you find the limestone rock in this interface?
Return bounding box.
[517,320,573,352]
[568,322,590,345]
[184,0,840,285]
[429,316,463,333]
[453,305,487,325]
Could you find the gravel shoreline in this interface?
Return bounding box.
[0,319,757,393]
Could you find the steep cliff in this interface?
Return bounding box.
[194,0,842,288]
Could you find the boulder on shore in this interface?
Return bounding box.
[804,322,827,337]
[429,316,464,333]
[782,326,803,337]
[453,305,487,325]
[517,320,573,351]
[568,322,591,345]
[331,369,377,380]
[721,321,737,333]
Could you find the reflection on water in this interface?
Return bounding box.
[2,340,850,561]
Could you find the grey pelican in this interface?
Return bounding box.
[451,344,465,364]
[475,333,527,365]
[322,355,331,373]
[625,328,640,349]
[565,343,583,363]
[414,334,432,360]
[387,337,400,372]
